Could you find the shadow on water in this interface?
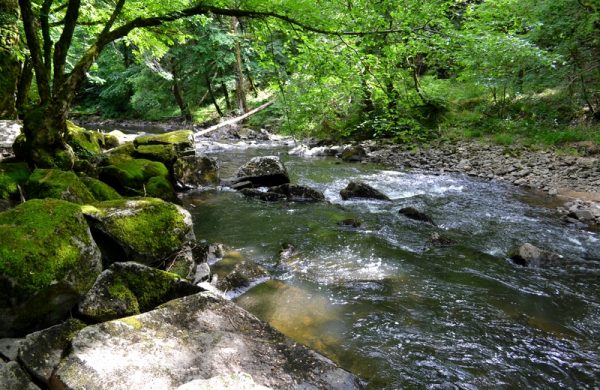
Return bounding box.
[183,146,600,388]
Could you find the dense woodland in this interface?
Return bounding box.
[0,0,598,165]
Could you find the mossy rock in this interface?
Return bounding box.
[133,144,178,166]
[107,142,136,158]
[99,156,173,200]
[0,199,102,337]
[134,130,193,151]
[78,262,202,322]
[0,162,30,200]
[65,121,103,158]
[80,177,122,201]
[82,198,195,266]
[25,168,96,204]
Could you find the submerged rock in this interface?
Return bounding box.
[270,183,325,202]
[240,188,287,202]
[18,319,86,386]
[82,198,195,266]
[53,292,361,389]
[236,156,290,188]
[0,199,102,337]
[509,243,562,267]
[216,261,270,295]
[399,207,436,225]
[340,181,390,201]
[78,262,202,322]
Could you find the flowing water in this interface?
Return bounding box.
[181,141,600,388]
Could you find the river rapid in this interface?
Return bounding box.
[176,139,600,389]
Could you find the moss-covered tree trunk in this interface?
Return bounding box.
[0,0,20,119]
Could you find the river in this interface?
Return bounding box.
[176,139,600,388]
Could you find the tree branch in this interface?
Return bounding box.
[53,0,81,89]
[40,0,54,76]
[18,0,51,103]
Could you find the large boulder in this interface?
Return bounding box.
[0,199,102,337]
[340,145,367,162]
[65,121,117,159]
[78,262,202,322]
[509,243,562,267]
[25,169,96,204]
[80,176,122,201]
[0,162,29,200]
[340,181,390,201]
[235,156,290,188]
[99,155,174,200]
[173,155,219,189]
[52,292,361,389]
[82,198,195,266]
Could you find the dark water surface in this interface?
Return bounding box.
[181,142,600,388]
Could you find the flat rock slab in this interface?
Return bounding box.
[53,292,361,390]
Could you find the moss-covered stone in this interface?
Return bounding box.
[0,162,30,200]
[78,262,202,322]
[134,130,193,151]
[99,156,173,200]
[133,144,177,165]
[80,176,122,201]
[65,121,117,159]
[0,199,102,337]
[82,198,195,266]
[25,168,96,204]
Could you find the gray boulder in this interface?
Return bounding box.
[173,155,219,189]
[236,156,290,188]
[340,181,390,201]
[78,262,202,322]
[53,292,361,389]
[216,261,270,295]
[340,145,367,162]
[509,243,562,267]
[18,319,86,386]
[0,199,102,337]
[240,188,287,202]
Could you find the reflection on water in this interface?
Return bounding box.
[184,146,600,388]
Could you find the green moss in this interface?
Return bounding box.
[134,130,193,149]
[86,198,190,258]
[107,282,140,313]
[108,142,135,157]
[0,162,30,200]
[145,175,174,200]
[114,269,180,310]
[99,156,172,199]
[119,316,144,330]
[0,199,93,293]
[66,121,103,158]
[26,168,96,204]
[133,144,177,165]
[80,176,122,201]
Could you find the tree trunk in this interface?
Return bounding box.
[221,81,232,111]
[16,57,33,117]
[231,17,248,115]
[0,0,21,119]
[205,74,223,117]
[171,60,192,122]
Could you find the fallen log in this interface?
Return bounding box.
[195,100,274,137]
